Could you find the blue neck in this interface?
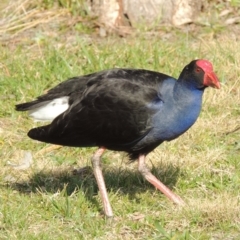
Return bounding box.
[154,78,204,141]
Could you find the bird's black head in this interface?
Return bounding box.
[179,59,220,90]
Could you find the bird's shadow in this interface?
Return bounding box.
[7,161,181,209]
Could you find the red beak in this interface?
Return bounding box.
[204,71,221,89]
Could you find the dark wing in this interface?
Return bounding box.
[15,68,170,111]
[28,78,163,151]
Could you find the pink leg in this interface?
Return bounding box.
[138,154,185,205]
[91,147,113,217]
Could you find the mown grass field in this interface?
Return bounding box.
[0,1,239,239]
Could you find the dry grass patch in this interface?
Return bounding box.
[0,0,69,37]
[164,193,240,231]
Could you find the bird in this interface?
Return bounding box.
[16,59,220,217]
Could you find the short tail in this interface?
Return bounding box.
[15,100,45,111]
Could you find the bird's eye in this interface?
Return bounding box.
[196,67,201,73]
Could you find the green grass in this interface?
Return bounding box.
[0,2,240,239]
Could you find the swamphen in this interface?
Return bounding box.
[16,59,220,217]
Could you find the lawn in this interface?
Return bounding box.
[0,1,239,239]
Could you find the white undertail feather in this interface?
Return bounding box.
[29,96,69,122]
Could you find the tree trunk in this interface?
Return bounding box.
[90,0,203,32]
